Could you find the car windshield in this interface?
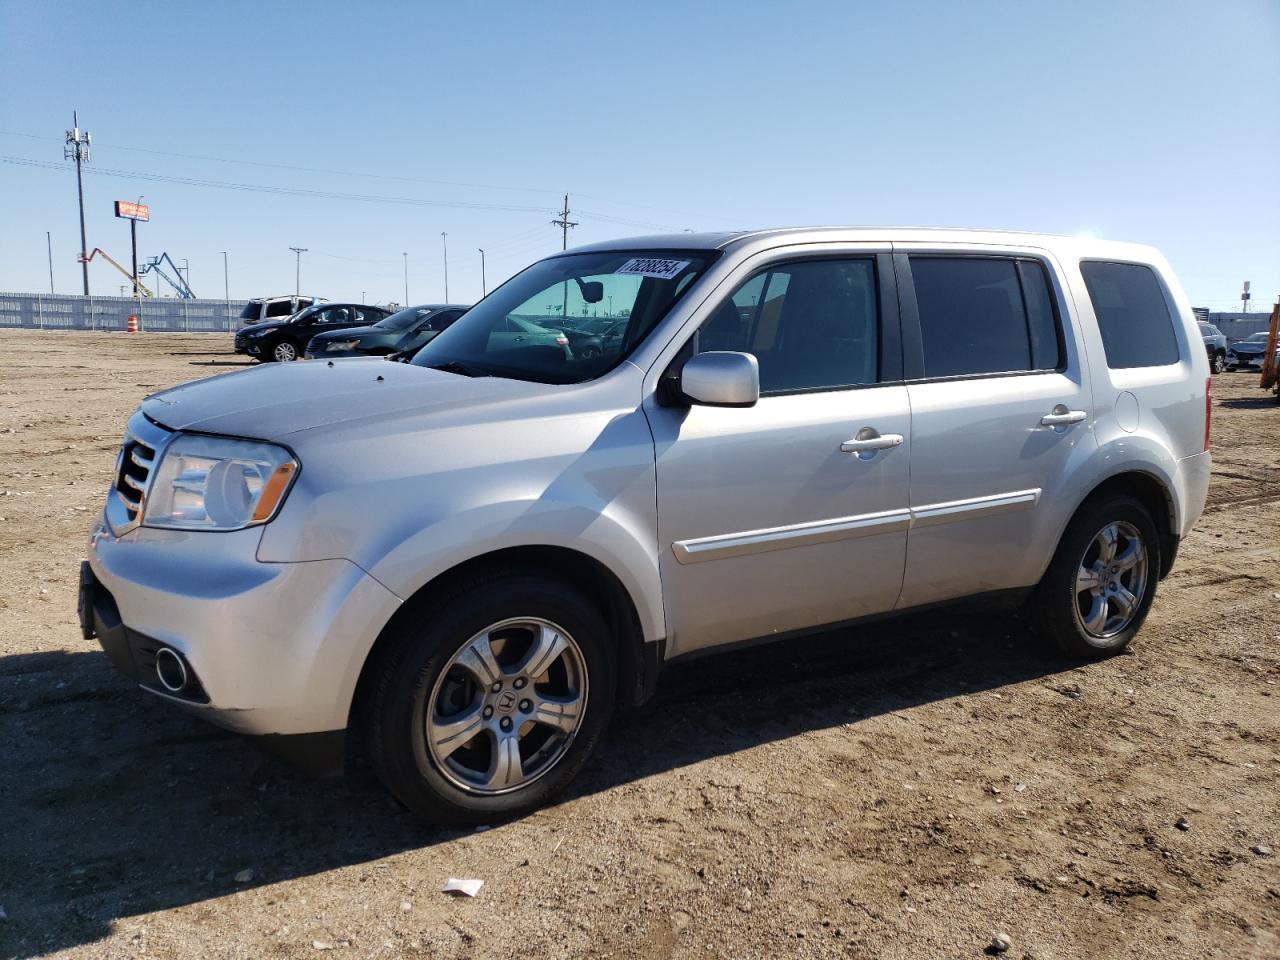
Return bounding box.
[410,250,714,383]
[1247,333,1270,342]
[377,307,433,331]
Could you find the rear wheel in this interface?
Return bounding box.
[366,574,615,825]
[1031,495,1159,659]
[1212,351,1226,374]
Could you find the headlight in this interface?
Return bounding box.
[326,339,361,351]
[143,434,298,531]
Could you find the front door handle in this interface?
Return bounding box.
[840,430,904,453]
[1040,406,1087,427]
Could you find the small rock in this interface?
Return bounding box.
[312,941,333,951]
[1014,783,1026,793]
[1252,845,1273,857]
[400,900,412,913]
[234,868,254,883]
[1175,817,1190,832]
[987,931,1012,954]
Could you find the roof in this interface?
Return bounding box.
[566,227,1161,261]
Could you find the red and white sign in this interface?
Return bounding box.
[114,200,150,221]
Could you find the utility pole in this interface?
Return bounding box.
[551,193,577,251]
[182,258,190,296]
[220,251,229,327]
[552,194,577,319]
[65,112,91,295]
[289,247,307,297]
[402,252,409,304]
[441,232,449,301]
[46,231,55,294]
[478,248,486,296]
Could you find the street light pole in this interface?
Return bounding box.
[441,232,449,301]
[220,251,229,328]
[289,246,307,297]
[402,252,409,304]
[478,248,486,296]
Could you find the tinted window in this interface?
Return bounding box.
[1080,261,1179,369]
[911,257,1061,378]
[265,299,294,318]
[240,302,262,320]
[701,259,878,393]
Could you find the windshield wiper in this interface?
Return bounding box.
[426,360,488,378]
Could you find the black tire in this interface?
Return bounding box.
[365,573,616,825]
[1212,351,1226,374]
[1030,494,1160,659]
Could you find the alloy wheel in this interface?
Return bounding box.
[426,617,588,795]
[1074,521,1149,640]
[273,341,298,362]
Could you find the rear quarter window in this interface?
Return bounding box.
[1080,261,1179,369]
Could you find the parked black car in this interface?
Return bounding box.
[1198,321,1228,374]
[304,304,471,360]
[532,315,628,359]
[234,302,392,362]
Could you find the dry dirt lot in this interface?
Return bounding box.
[1,330,1278,960]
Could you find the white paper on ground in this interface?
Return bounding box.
[443,878,484,897]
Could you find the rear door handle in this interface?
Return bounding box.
[1040,406,1087,427]
[840,431,904,453]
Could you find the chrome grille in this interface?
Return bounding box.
[106,411,172,534]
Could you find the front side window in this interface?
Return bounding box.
[412,250,712,383]
[910,257,1062,379]
[699,258,879,393]
[1080,261,1179,369]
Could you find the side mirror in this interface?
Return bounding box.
[679,351,759,408]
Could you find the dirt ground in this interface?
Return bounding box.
[1,330,1277,960]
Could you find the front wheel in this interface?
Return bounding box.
[271,340,299,362]
[1031,494,1160,659]
[365,574,616,825]
[1212,351,1226,374]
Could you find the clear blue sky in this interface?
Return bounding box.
[1,0,1276,309]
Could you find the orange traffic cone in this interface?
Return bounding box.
[127,315,139,333]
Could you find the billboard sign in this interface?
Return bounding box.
[114,200,150,221]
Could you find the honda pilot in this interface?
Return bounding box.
[80,228,1211,824]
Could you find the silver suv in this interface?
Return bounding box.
[80,228,1211,823]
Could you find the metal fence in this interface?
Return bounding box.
[0,292,249,332]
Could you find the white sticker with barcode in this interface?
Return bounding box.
[616,257,690,280]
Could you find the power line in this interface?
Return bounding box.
[0,128,715,221]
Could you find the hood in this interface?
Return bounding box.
[308,323,388,344]
[239,317,293,336]
[1231,341,1267,353]
[142,357,555,438]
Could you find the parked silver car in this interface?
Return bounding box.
[80,228,1211,823]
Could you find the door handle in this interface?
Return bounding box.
[840,431,904,453]
[1040,406,1087,427]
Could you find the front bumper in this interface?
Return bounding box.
[84,517,401,736]
[233,337,261,356]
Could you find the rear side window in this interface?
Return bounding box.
[266,299,295,318]
[910,257,1062,379]
[1079,261,1179,369]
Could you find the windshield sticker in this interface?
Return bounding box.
[616,258,690,280]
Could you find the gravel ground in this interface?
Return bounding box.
[1,330,1278,959]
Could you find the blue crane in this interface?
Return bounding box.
[139,253,195,298]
